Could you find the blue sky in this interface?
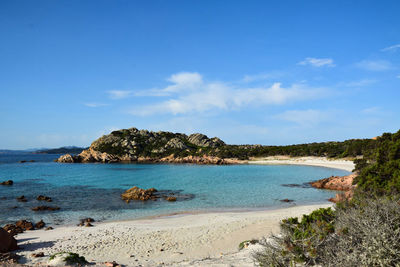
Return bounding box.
[1,0,400,149]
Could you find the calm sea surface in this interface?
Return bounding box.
[0,153,349,226]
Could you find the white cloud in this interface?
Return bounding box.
[355,60,392,71]
[275,109,328,126]
[84,103,109,108]
[108,90,133,99]
[298,57,335,67]
[129,72,327,116]
[397,74,400,78]
[381,44,400,52]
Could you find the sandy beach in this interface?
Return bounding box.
[15,204,333,266]
[247,156,355,172]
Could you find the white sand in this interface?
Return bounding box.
[16,204,333,266]
[247,156,355,172]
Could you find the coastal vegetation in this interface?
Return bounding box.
[255,129,400,266]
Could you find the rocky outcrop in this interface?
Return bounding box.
[188,133,225,148]
[0,228,18,253]
[310,173,357,203]
[310,173,357,191]
[121,187,158,202]
[56,127,231,164]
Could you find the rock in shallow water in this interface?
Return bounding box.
[0,180,13,186]
[37,195,52,202]
[121,186,158,202]
[31,206,60,211]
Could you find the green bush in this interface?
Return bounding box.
[254,208,335,266]
[254,197,400,267]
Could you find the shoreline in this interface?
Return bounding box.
[15,203,333,266]
[245,156,355,172]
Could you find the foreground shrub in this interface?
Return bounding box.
[254,197,400,266]
[253,208,335,266]
[320,196,400,267]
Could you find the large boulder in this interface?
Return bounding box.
[188,133,225,148]
[121,187,158,202]
[56,154,75,163]
[165,138,188,150]
[0,228,18,253]
[78,148,119,163]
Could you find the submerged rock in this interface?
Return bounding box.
[16,195,27,202]
[280,199,294,203]
[0,180,13,186]
[165,196,177,202]
[37,195,52,202]
[31,206,60,212]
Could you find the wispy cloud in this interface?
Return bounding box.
[275,109,328,126]
[361,106,381,115]
[355,60,392,71]
[108,90,134,99]
[342,79,377,87]
[241,71,283,83]
[298,57,335,67]
[397,74,400,78]
[129,72,328,116]
[134,72,203,97]
[381,44,400,52]
[84,103,109,108]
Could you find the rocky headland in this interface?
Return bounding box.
[56,127,240,164]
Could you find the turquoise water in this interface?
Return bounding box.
[0,154,349,226]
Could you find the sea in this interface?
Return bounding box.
[0,153,349,226]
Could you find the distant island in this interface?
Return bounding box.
[36,146,88,155]
[56,126,377,164]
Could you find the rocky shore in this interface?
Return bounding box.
[310,173,357,202]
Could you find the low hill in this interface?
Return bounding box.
[56,126,379,164]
